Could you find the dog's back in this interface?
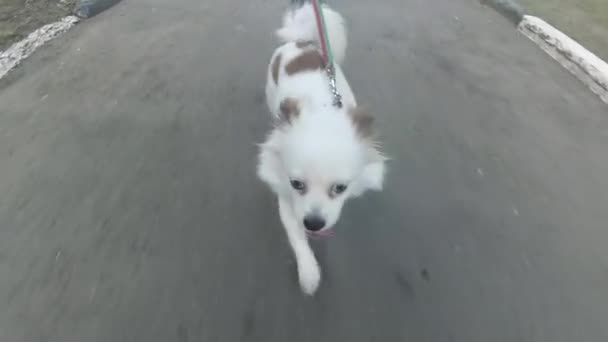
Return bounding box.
[265,4,353,119]
[275,3,347,65]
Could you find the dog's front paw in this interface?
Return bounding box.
[297,256,321,295]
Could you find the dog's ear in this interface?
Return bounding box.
[348,106,374,138]
[257,137,283,194]
[362,148,386,191]
[350,147,387,197]
[279,97,300,124]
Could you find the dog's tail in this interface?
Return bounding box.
[276,3,347,65]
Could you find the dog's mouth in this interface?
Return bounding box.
[305,228,335,240]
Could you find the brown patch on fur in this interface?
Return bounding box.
[271,53,282,85]
[296,40,316,49]
[348,106,374,138]
[279,98,300,124]
[285,50,326,75]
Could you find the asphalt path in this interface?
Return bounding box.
[1,0,608,341]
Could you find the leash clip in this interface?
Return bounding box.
[326,63,342,108]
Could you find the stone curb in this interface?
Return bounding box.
[0,0,122,81]
[0,16,80,81]
[484,0,608,104]
[518,16,608,104]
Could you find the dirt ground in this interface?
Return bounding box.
[519,0,608,60]
[0,0,76,51]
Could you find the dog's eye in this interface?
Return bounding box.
[331,183,348,196]
[290,179,306,192]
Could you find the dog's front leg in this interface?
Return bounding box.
[278,198,320,295]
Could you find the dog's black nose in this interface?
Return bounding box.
[303,215,326,231]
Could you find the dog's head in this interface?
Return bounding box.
[258,100,386,233]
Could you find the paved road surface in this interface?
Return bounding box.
[1,0,608,341]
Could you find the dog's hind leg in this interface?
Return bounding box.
[279,198,321,295]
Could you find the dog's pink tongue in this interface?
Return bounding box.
[307,229,335,240]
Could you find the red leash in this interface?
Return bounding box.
[311,0,329,62]
[310,0,343,108]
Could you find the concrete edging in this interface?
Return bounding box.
[0,16,80,80]
[519,16,608,103]
[485,0,608,104]
[0,0,123,81]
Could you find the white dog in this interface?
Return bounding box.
[257,3,386,295]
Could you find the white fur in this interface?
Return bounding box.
[276,3,347,65]
[258,4,386,295]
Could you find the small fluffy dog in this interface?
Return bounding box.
[257,3,386,295]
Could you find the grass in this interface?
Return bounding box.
[518,0,608,60]
[0,0,76,51]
